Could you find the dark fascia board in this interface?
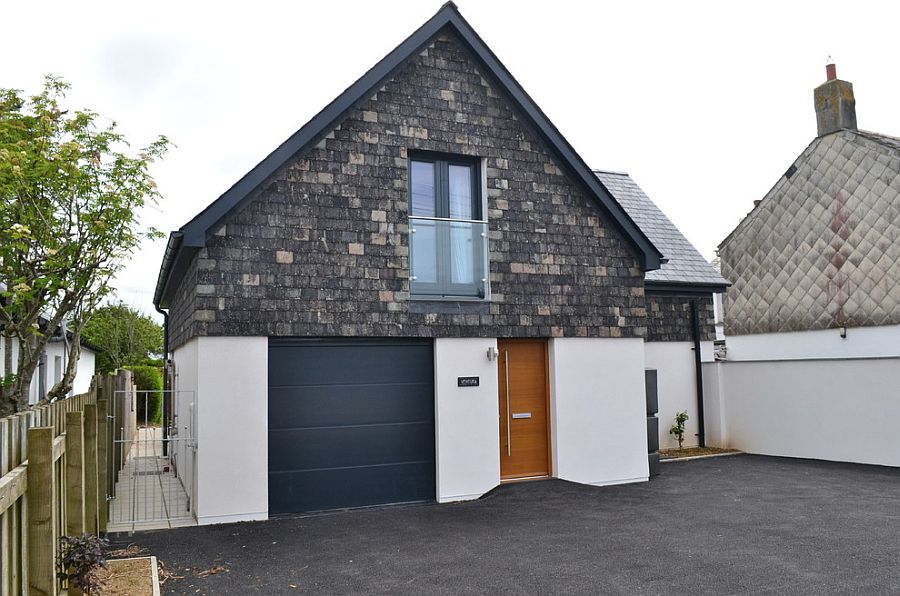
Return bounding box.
[645,281,728,295]
[154,231,200,309]
[155,1,663,307]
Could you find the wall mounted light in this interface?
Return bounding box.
[839,326,847,339]
[487,346,499,361]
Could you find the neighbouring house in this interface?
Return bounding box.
[713,63,900,467]
[153,3,723,525]
[0,329,97,404]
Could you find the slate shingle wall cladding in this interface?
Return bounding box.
[169,254,199,350]
[168,33,648,349]
[720,131,900,335]
[645,292,715,342]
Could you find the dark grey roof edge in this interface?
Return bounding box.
[717,135,821,251]
[154,2,662,308]
[645,281,727,294]
[719,128,900,250]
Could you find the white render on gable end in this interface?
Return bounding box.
[174,336,268,525]
[434,338,500,503]
[549,338,649,486]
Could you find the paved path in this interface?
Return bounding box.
[113,455,900,595]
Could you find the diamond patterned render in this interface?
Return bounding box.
[595,170,728,287]
[719,129,900,335]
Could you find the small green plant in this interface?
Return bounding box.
[58,533,108,595]
[669,411,689,449]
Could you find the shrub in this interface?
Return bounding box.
[669,411,689,449]
[58,533,108,595]
[127,365,163,425]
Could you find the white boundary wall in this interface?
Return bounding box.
[550,338,648,486]
[725,324,900,361]
[703,357,900,467]
[434,338,500,503]
[644,341,714,449]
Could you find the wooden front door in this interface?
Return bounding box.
[498,339,550,480]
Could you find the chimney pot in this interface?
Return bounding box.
[826,63,837,81]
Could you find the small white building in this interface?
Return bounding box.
[0,333,97,405]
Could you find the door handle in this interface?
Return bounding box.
[504,350,511,457]
[511,412,531,419]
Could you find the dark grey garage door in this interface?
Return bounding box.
[268,338,435,514]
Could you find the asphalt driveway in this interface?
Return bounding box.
[113,455,900,595]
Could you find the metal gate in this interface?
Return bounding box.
[108,387,197,533]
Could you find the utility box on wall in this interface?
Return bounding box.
[645,369,660,476]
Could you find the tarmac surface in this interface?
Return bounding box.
[112,455,900,595]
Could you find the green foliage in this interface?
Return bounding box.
[0,76,169,414]
[57,533,108,595]
[127,365,163,425]
[669,410,689,449]
[82,302,163,373]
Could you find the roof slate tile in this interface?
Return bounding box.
[594,170,728,287]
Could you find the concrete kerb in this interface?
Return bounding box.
[660,451,744,463]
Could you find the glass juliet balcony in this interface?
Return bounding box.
[409,217,488,298]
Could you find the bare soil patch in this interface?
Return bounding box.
[659,447,740,459]
[99,557,154,596]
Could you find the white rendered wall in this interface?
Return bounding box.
[174,336,269,525]
[73,348,95,395]
[0,338,95,404]
[172,338,198,520]
[710,357,900,466]
[549,338,648,486]
[644,341,714,450]
[433,338,500,502]
[725,324,900,361]
[700,362,728,448]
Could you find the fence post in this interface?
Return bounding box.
[83,403,99,535]
[27,426,55,596]
[1,418,10,595]
[96,398,109,533]
[65,411,85,535]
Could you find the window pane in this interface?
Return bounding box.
[411,219,438,284]
[448,164,474,219]
[449,221,475,285]
[410,161,436,217]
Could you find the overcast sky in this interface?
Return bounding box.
[4,0,900,319]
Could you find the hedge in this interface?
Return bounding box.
[127,365,163,425]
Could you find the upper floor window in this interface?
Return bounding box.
[408,154,488,298]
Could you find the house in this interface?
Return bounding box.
[0,329,97,404]
[720,64,900,360]
[710,64,900,467]
[153,3,723,525]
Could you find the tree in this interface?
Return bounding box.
[82,302,163,373]
[0,76,169,415]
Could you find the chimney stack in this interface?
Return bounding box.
[814,62,857,136]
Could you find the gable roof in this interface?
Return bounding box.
[718,127,900,334]
[154,2,662,308]
[596,171,728,292]
[719,128,900,249]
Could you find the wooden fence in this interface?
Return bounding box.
[0,372,133,596]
